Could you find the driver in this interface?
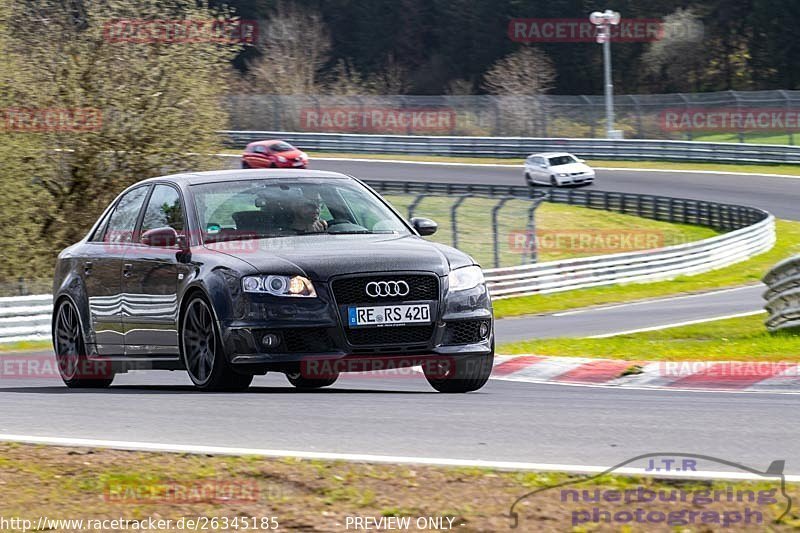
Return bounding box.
[289,195,328,234]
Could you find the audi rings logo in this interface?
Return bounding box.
[365,280,410,298]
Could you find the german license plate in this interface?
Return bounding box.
[348,304,430,327]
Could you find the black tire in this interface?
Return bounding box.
[285,371,339,389]
[524,172,534,186]
[241,160,251,169]
[550,175,558,187]
[52,299,114,388]
[181,295,253,391]
[423,351,494,393]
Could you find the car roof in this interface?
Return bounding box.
[140,169,352,186]
[246,139,292,147]
[528,152,576,158]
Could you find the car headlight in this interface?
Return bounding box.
[242,275,316,297]
[277,155,287,163]
[299,152,308,159]
[557,173,569,177]
[448,265,485,292]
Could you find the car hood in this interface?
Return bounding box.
[551,162,592,173]
[204,234,474,280]
[275,149,304,158]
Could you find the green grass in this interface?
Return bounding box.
[693,131,800,145]
[0,340,51,352]
[384,194,717,267]
[498,314,800,362]
[493,219,800,319]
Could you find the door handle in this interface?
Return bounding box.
[84,261,93,275]
[123,263,133,277]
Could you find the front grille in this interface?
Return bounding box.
[443,320,491,345]
[346,325,435,346]
[332,274,439,304]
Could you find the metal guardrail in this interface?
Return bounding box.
[1,184,775,341]
[223,130,800,164]
[487,215,774,299]
[0,294,52,343]
[763,257,800,333]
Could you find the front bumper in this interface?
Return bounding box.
[220,276,493,371]
[275,159,307,168]
[556,173,595,186]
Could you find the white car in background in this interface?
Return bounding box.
[524,152,595,187]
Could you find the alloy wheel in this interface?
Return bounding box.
[53,300,81,380]
[182,298,217,386]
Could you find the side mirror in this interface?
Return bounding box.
[141,227,180,248]
[411,217,438,236]
[577,158,586,163]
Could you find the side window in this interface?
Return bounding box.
[254,145,267,154]
[89,208,114,242]
[140,185,184,238]
[102,187,149,244]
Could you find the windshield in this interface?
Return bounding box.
[192,178,410,242]
[269,142,294,152]
[548,155,577,166]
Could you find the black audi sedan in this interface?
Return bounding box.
[52,170,493,392]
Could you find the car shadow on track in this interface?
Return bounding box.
[0,385,437,395]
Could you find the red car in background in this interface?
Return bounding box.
[241,140,309,169]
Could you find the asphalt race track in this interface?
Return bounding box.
[1,157,797,473]
[496,285,765,342]
[315,159,800,220]
[1,370,799,474]
[226,156,800,220]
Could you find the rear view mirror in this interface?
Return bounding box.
[411,217,438,236]
[141,227,180,248]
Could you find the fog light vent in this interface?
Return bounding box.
[262,333,281,349]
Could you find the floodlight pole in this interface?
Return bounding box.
[590,10,621,139]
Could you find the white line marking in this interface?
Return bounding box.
[551,285,763,317]
[491,374,800,395]
[596,166,800,179]
[0,433,796,481]
[586,310,765,338]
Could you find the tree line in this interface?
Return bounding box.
[222,0,800,96]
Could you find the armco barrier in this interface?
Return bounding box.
[0,185,775,341]
[222,130,800,164]
[0,294,52,343]
[763,256,800,333]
